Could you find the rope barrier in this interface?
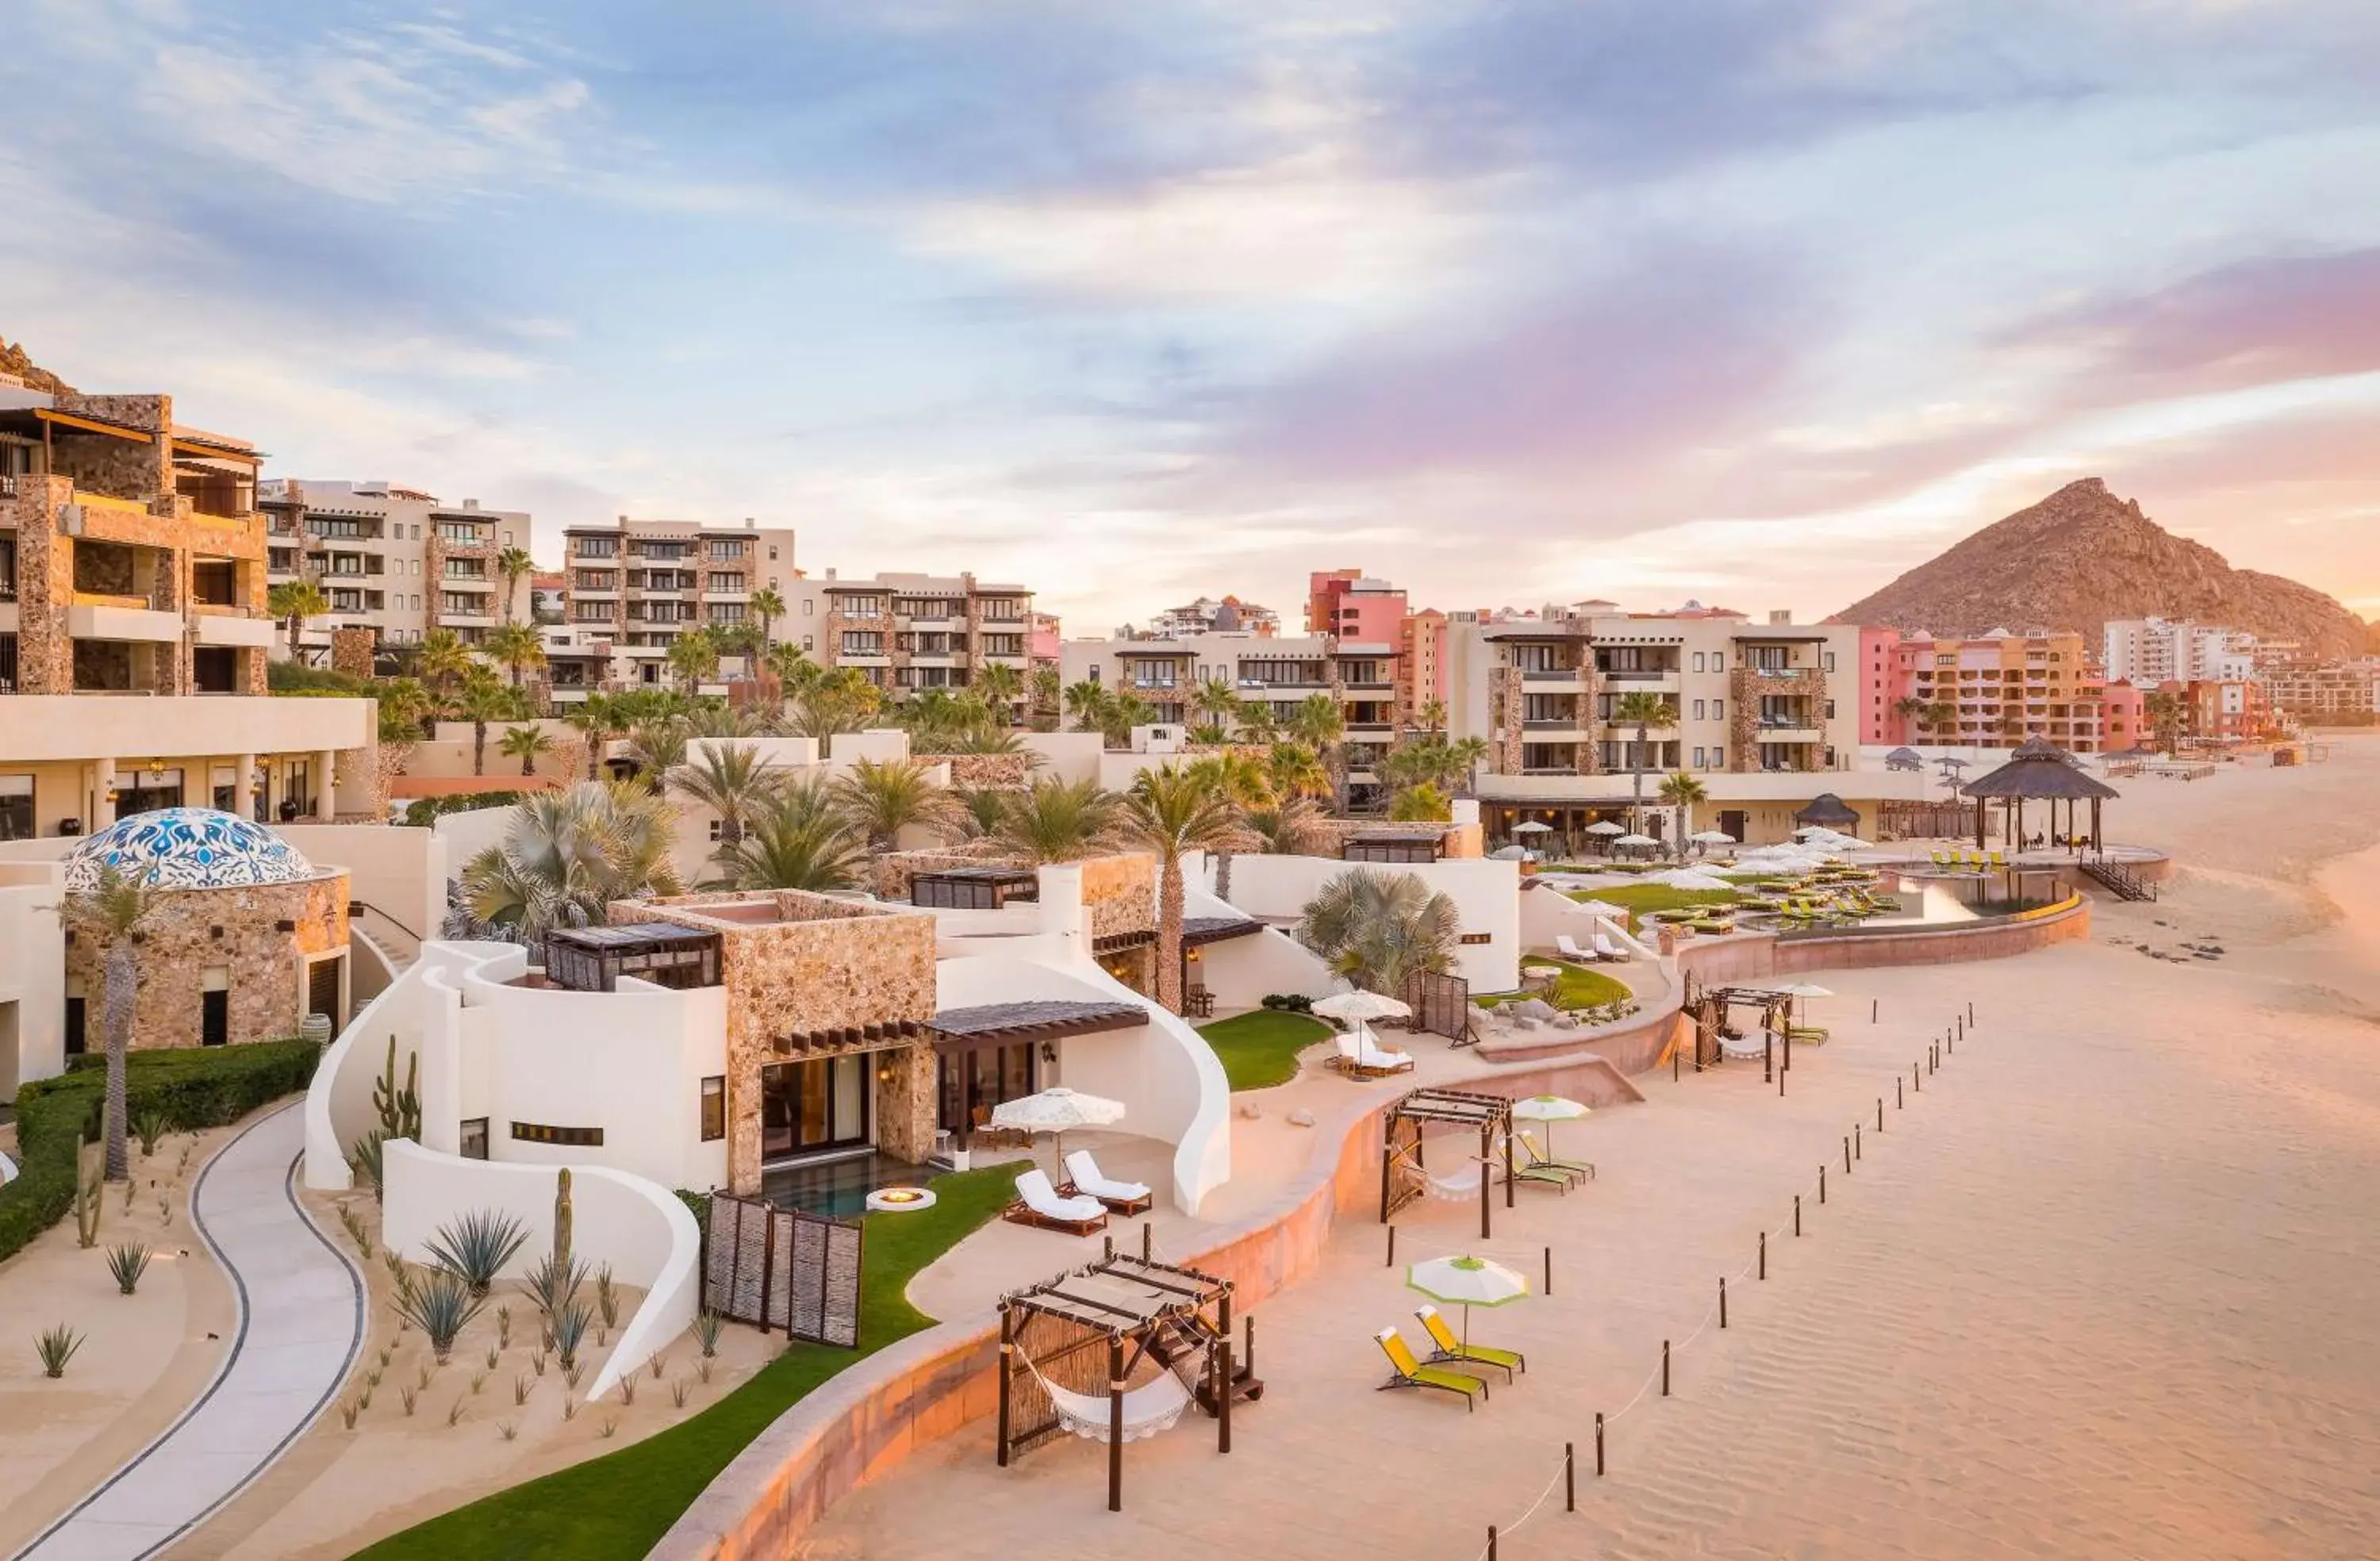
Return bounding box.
[1451,1002,1979,1552]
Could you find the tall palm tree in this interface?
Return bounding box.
[974,661,1024,723]
[1611,691,1678,834]
[714,621,765,667]
[1291,692,1348,812]
[1097,690,1155,747]
[486,620,545,690]
[267,580,329,662]
[454,665,524,777]
[374,675,433,746]
[786,665,882,739]
[561,692,621,780]
[716,779,864,891]
[60,865,159,1181]
[1186,749,1272,900]
[748,587,786,648]
[1190,677,1242,734]
[624,717,690,777]
[1297,867,1461,997]
[416,628,473,702]
[1063,680,1109,734]
[1657,769,1709,850]
[666,627,721,696]
[1892,695,1928,738]
[456,778,685,950]
[1388,781,1452,822]
[990,777,1120,862]
[1267,739,1330,803]
[1115,767,1239,1014]
[494,545,535,623]
[831,756,962,852]
[1028,665,1062,731]
[1234,699,1280,743]
[1416,698,1449,735]
[666,740,786,862]
[498,723,552,777]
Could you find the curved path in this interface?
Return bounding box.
[12,1102,365,1561]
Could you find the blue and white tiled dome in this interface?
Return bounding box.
[62,807,317,892]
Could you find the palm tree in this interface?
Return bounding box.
[1186,749,1271,899]
[486,620,545,690]
[1611,691,1678,834]
[374,675,433,746]
[60,865,159,1181]
[1246,797,1326,857]
[716,780,864,892]
[974,661,1024,723]
[1267,739,1330,803]
[456,779,685,950]
[1190,677,1242,734]
[2144,689,2186,753]
[832,756,962,852]
[498,724,552,777]
[713,621,765,667]
[267,580,330,662]
[1063,680,1109,734]
[454,665,524,777]
[666,627,721,696]
[1291,693,1347,811]
[1416,698,1449,736]
[786,665,882,739]
[666,740,786,863]
[561,692,621,780]
[1234,700,1280,743]
[953,786,1008,840]
[624,718,690,777]
[1657,769,1709,850]
[1115,766,1240,1013]
[1892,695,1928,738]
[1028,665,1062,731]
[494,545,535,624]
[748,587,786,648]
[416,628,473,702]
[1388,781,1452,822]
[990,777,1121,862]
[1096,691,1155,747]
[1297,867,1461,997]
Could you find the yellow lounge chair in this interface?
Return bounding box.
[1415,1305,1526,1382]
[1376,1326,1488,1410]
[1518,1129,1595,1183]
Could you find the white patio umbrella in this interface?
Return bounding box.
[1510,820,1553,834]
[1406,1255,1530,1347]
[1313,988,1413,1052]
[1690,830,1737,844]
[1584,821,1626,835]
[988,1086,1127,1168]
[1488,844,1532,861]
[1613,834,1659,854]
[1510,1094,1590,1164]
[1753,981,1832,1029]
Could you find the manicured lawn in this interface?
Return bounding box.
[1567,884,1741,930]
[1197,1010,1334,1091]
[355,1165,1018,1561]
[1475,961,1633,1011]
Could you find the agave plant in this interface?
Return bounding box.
[396,1268,487,1364]
[349,1130,389,1203]
[132,1108,172,1157]
[594,1263,620,1329]
[551,1299,594,1373]
[425,1210,532,1298]
[36,1323,85,1379]
[106,1241,152,1295]
[693,1310,723,1359]
[519,1251,589,1321]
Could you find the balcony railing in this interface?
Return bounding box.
[1600,667,1676,681]
[0,474,17,498]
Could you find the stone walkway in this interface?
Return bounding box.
[13,1103,364,1561]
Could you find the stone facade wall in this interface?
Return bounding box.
[1080,851,1155,939]
[866,845,1020,903]
[67,872,351,1050]
[1727,667,1829,772]
[331,627,378,679]
[1489,662,1523,773]
[1577,663,1603,773]
[931,753,1031,791]
[615,891,937,1192]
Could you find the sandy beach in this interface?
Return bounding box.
[804,735,2380,1559]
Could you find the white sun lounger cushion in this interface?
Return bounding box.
[1337,1032,1412,1069]
[1064,1149,1150,1204]
[1015,1168,1106,1224]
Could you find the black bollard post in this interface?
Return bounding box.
[1795,1194,1802,1237]
[1661,1339,1671,1397]
[1673,1045,1680,1083]
[1142,1222,1153,1263]
[1387,1225,1395,1268]
[1488,1525,1498,1561]
[1720,1275,1728,1329]
[1596,1412,1606,1476]
[1759,1229,1767,1279]
[1545,1245,1553,1296]
[1104,1233,1115,1262]
[1565,1441,1576,1511]
[1855,1122,1863,1160]
[1914,1061,1921,1094]
[1844,1136,1852,1175]
[1878,1096,1885,1132]
[1897,1076,1904,1110]
[1871,996,1879,1024]
[1820,1164,1827,1205]
[1764,1034,1772,1083]
[1968,999,1975,1026]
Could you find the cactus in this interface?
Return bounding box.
[373,1036,422,1141]
[552,1168,574,1270]
[74,1141,104,1249]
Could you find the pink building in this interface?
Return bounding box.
[2098,678,2146,750]
[1857,625,1902,745]
[1870,629,2111,751]
[1304,569,1410,645]
[1029,610,1062,665]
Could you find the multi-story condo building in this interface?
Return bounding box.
[0,379,380,834]
[2103,617,2256,686]
[1868,629,2113,752]
[2257,659,2380,722]
[1444,602,1916,845]
[1059,629,1401,805]
[259,480,532,650]
[554,516,798,691]
[820,571,1035,709]
[1144,594,1279,639]
[2,385,274,695]
[1305,569,1408,640]
[1402,607,1448,719]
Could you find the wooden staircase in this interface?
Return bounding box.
[2081,857,2156,903]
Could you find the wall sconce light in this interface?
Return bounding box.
[1038,1041,1058,1065]
[875,1063,895,1083]
[1184,946,1202,964]
[144,758,169,785]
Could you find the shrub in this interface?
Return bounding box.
[1257,993,1315,1013]
[693,1310,723,1359]
[403,792,526,828]
[36,1323,84,1378]
[425,1210,531,1298]
[106,1241,152,1294]
[1,1041,320,1264]
[350,1131,388,1203]
[133,1108,172,1156]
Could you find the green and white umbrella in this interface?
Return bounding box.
[1510,1094,1589,1162]
[1406,1255,1530,1346]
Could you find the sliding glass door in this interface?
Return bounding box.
[759,1055,872,1160]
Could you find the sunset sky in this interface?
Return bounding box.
[6,2,2377,628]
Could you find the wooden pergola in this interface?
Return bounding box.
[996,1249,1252,1512]
[1381,1087,1515,1238]
[1960,738,2120,851]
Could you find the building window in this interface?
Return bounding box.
[802,634,814,651]
[701,1076,726,1141]
[511,1122,605,1147]
[461,1118,489,1160]
[1712,654,1726,672]
[1693,746,1706,768]
[1691,652,1706,673]
[1692,699,1706,720]
[801,598,812,614]
[0,775,31,842]
[769,546,779,559]
[1712,700,1724,720]
[1712,748,1725,769]
[1822,652,1837,672]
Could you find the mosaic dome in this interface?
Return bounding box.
[61,807,318,892]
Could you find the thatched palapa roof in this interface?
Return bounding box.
[1960,738,2120,800]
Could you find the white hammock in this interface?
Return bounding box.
[1425,1161,1489,1200]
[1031,1366,1194,1444]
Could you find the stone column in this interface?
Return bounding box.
[92,759,117,830]
[315,749,337,820]
[233,753,257,820]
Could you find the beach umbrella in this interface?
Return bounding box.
[1313,988,1414,1053]
[989,1086,1127,1167]
[1583,821,1626,835]
[1511,1094,1589,1163]
[1407,1255,1530,1347]
[1511,820,1553,834]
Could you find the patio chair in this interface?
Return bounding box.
[1593,930,1630,961]
[1003,1168,1109,1235]
[1502,1134,1577,1193]
[1375,1326,1488,1411]
[1787,1025,1829,1045]
[1333,1030,1415,1079]
[1518,1128,1594,1182]
[1556,933,1593,961]
[1415,1305,1526,1382]
[1059,1149,1154,1216]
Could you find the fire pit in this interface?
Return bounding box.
[866,1186,938,1214]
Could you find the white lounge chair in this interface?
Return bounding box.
[1593,930,1630,961]
[1556,933,1594,961]
[1061,1149,1153,1214]
[1334,1029,1415,1078]
[1004,1168,1109,1234]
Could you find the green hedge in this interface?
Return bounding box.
[403,791,526,828]
[0,1040,321,1263]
